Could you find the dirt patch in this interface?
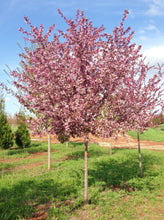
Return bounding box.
[28,202,52,220]
[31,134,164,151]
[0,149,58,172]
[0,149,58,164]
[17,162,45,170]
[2,161,45,173]
[70,204,101,220]
[56,155,75,162]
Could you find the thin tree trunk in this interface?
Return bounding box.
[109,136,112,155]
[66,141,69,148]
[137,132,142,178]
[48,134,51,170]
[84,136,88,203]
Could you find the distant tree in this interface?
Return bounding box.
[152,113,164,126]
[7,113,18,126]
[95,48,164,177]
[0,96,14,149]
[27,113,53,170]
[111,61,164,177]
[15,112,31,148]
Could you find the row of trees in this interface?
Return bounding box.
[0,97,31,149]
[1,9,164,203]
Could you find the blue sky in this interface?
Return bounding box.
[1,0,164,115]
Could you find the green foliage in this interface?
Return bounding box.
[0,97,14,149]
[0,123,14,149]
[15,113,31,148]
[0,96,5,113]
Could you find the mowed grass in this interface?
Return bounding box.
[0,141,164,219]
[128,124,164,142]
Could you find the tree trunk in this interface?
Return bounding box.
[84,136,88,203]
[66,141,69,148]
[48,134,51,170]
[109,136,112,155]
[137,132,142,178]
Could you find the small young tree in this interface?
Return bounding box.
[27,113,54,170]
[0,96,14,149]
[15,113,31,148]
[110,60,164,177]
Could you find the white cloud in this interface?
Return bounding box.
[144,0,164,16]
[138,36,148,41]
[145,24,159,32]
[138,24,160,44]
[139,24,159,35]
[143,46,164,64]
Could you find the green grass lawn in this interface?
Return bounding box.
[128,124,164,142]
[0,141,164,219]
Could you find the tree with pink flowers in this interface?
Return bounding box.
[2,9,161,202]
[95,57,164,176]
[120,61,164,177]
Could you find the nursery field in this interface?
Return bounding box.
[0,140,164,220]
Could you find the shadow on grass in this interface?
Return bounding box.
[88,150,161,190]
[69,142,84,148]
[67,144,108,161]
[30,142,41,147]
[0,177,78,220]
[7,144,47,156]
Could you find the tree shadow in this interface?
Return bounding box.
[0,177,78,220]
[7,143,42,156]
[30,142,40,147]
[69,142,84,148]
[67,146,107,161]
[7,148,28,156]
[88,151,161,190]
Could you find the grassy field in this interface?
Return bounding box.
[128,124,164,142]
[0,141,164,219]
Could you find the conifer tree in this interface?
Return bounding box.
[15,112,31,148]
[0,96,14,149]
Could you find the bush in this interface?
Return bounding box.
[0,113,14,149]
[15,119,31,149]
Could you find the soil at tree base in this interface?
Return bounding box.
[30,133,164,151]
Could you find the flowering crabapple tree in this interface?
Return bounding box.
[2,9,149,202]
[96,57,164,177]
[120,61,164,177]
[27,113,53,170]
